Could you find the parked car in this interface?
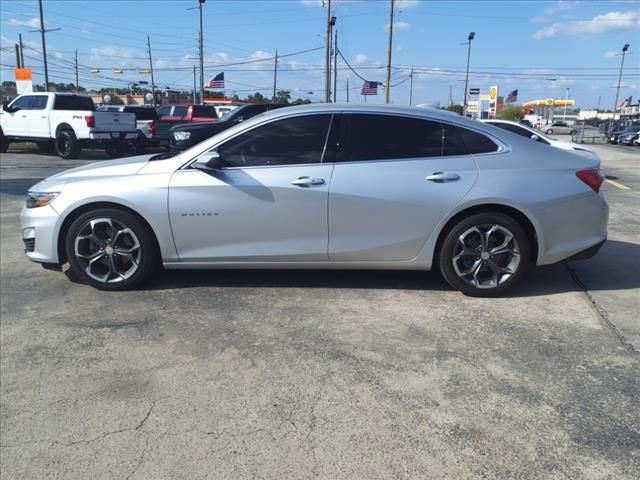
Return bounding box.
[542,121,575,135]
[157,104,218,123]
[518,119,533,128]
[0,93,137,158]
[614,125,640,145]
[97,104,168,153]
[20,105,608,296]
[481,119,598,156]
[169,103,288,152]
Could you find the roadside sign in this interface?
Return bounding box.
[14,68,33,94]
[469,88,480,95]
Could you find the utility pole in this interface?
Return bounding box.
[463,31,475,116]
[324,0,333,103]
[346,78,349,103]
[333,30,338,103]
[147,34,157,108]
[610,43,629,137]
[37,0,50,91]
[449,85,453,106]
[384,0,394,104]
[18,34,24,67]
[409,68,414,106]
[273,49,278,101]
[193,65,197,103]
[74,49,79,93]
[596,95,601,111]
[15,44,21,68]
[199,0,205,104]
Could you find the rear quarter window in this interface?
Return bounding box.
[192,105,217,118]
[125,107,158,121]
[453,126,499,154]
[53,95,96,111]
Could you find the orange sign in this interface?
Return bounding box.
[14,68,32,81]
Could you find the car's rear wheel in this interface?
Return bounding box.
[55,130,80,159]
[0,129,9,153]
[438,212,531,297]
[105,142,127,158]
[545,129,553,135]
[65,208,157,290]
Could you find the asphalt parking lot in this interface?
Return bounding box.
[1,141,639,479]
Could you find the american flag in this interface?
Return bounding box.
[206,73,224,89]
[506,89,518,103]
[617,95,632,110]
[361,80,378,96]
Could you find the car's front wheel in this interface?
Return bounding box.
[65,208,158,290]
[438,212,531,297]
[545,129,553,135]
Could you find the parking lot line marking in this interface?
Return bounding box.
[605,179,631,190]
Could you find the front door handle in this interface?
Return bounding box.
[426,172,460,182]
[291,176,325,187]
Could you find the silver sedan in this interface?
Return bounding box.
[20,105,608,296]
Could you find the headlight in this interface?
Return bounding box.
[26,192,59,208]
[173,131,191,141]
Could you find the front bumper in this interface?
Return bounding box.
[20,204,61,264]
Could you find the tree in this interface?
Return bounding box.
[247,92,266,103]
[292,98,312,105]
[446,104,463,115]
[497,104,523,121]
[273,89,291,104]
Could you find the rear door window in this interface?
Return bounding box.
[339,114,445,162]
[192,105,217,118]
[157,106,172,117]
[173,106,187,117]
[29,96,49,110]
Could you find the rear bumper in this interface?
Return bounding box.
[536,192,609,266]
[565,239,606,262]
[88,132,138,140]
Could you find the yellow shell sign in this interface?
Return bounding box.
[489,86,497,100]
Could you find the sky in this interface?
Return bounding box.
[1,0,639,108]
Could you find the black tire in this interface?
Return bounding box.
[0,129,8,153]
[128,134,146,155]
[438,212,531,297]
[36,140,55,154]
[569,129,576,136]
[545,129,553,135]
[55,130,80,159]
[65,208,158,290]
[105,142,126,158]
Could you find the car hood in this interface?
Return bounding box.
[28,154,156,192]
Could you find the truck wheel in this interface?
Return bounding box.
[128,134,146,155]
[0,130,8,153]
[55,130,80,159]
[105,142,126,158]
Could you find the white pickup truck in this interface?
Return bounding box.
[0,92,137,159]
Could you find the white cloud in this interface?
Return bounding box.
[396,0,420,8]
[7,17,41,29]
[353,53,368,65]
[532,1,580,23]
[384,21,410,31]
[603,51,619,57]
[533,11,640,39]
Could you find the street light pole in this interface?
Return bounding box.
[38,0,50,91]
[462,31,475,117]
[562,87,569,122]
[610,43,629,137]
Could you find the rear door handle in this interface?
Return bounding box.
[291,176,325,187]
[426,172,460,182]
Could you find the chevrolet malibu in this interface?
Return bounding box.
[20,105,608,296]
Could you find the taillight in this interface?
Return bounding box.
[148,120,156,137]
[576,169,605,192]
[84,115,95,128]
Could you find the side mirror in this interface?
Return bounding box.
[192,151,223,171]
[531,134,540,142]
[2,101,11,112]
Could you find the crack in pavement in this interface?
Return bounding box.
[565,262,637,354]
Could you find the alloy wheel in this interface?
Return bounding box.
[452,224,521,289]
[73,218,141,283]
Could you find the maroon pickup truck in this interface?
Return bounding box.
[157,104,218,123]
